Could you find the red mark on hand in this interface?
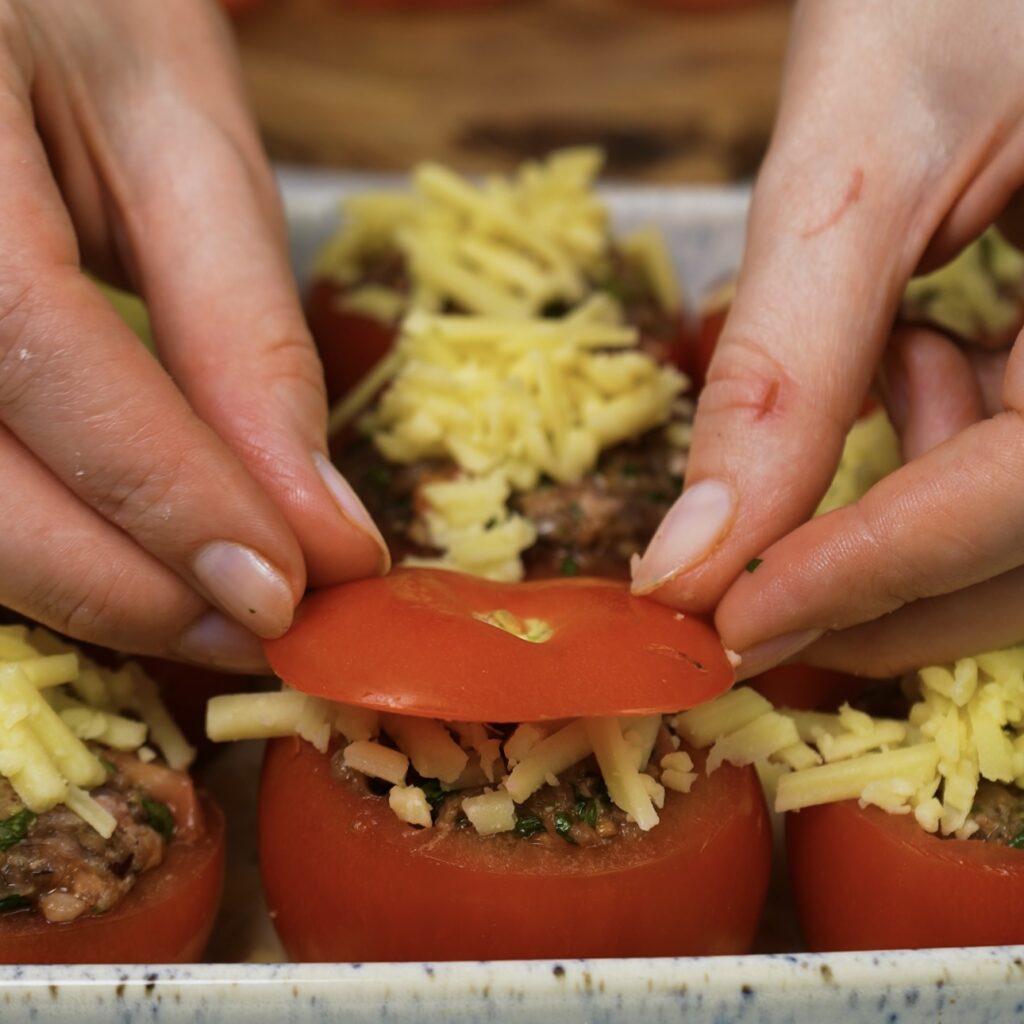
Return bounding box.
[800,168,864,239]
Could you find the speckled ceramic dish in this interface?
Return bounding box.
[3,949,1024,1022]
[6,172,1019,1023]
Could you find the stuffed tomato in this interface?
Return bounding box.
[0,626,224,963]
[209,570,772,961]
[787,789,1024,952]
[312,151,693,584]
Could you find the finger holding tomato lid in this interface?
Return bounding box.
[208,569,774,962]
[0,625,223,964]
[631,2,1024,684]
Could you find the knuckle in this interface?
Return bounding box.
[697,332,848,441]
[26,564,133,645]
[88,445,189,535]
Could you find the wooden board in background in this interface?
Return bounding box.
[234,0,791,182]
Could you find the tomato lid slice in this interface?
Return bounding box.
[264,568,734,722]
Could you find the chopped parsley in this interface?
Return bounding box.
[620,463,642,478]
[1009,830,1024,850]
[553,811,576,844]
[0,809,35,852]
[0,895,31,914]
[100,757,118,776]
[484,516,499,530]
[514,816,545,839]
[573,787,600,829]
[141,799,175,842]
[745,558,764,574]
[367,466,392,489]
[416,778,447,811]
[560,556,580,577]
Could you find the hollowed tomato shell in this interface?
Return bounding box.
[0,796,224,964]
[787,799,1024,951]
[260,737,771,961]
[263,569,734,721]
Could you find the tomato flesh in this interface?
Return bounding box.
[264,569,734,721]
[787,799,1024,951]
[750,664,871,712]
[0,796,224,965]
[260,737,771,961]
[307,279,398,405]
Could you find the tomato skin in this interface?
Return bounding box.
[787,799,1024,951]
[0,796,224,965]
[750,664,871,712]
[260,737,771,961]
[265,569,734,721]
[307,279,398,405]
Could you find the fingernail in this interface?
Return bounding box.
[312,451,391,574]
[192,542,294,639]
[631,479,737,594]
[734,629,824,682]
[175,611,271,673]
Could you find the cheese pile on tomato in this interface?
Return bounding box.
[325,150,688,581]
[902,227,1024,346]
[680,651,1024,839]
[0,624,194,839]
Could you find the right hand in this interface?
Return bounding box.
[632,0,1024,679]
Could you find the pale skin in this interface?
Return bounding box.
[8,0,1022,679]
[633,0,1024,679]
[0,0,388,672]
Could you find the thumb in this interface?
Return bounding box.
[632,148,930,613]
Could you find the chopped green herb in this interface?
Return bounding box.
[514,816,545,839]
[417,778,447,811]
[647,491,670,504]
[100,757,118,776]
[560,556,580,577]
[553,811,576,844]
[669,474,684,492]
[0,809,35,852]
[141,799,175,842]
[1009,830,1024,850]
[484,516,499,530]
[0,895,31,914]
[573,787,600,829]
[745,558,764,574]
[368,466,392,488]
[620,463,642,478]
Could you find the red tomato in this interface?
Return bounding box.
[307,278,398,405]
[787,799,1024,950]
[750,664,872,712]
[260,736,771,961]
[264,569,734,721]
[0,797,224,965]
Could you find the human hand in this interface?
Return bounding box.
[632,0,1024,679]
[0,0,387,670]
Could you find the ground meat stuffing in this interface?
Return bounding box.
[337,432,685,580]
[0,754,176,923]
[333,748,647,849]
[968,781,1024,847]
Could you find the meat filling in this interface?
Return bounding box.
[338,432,685,580]
[0,752,188,923]
[968,781,1024,848]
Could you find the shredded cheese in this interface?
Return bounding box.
[0,630,193,838]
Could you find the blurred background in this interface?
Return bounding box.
[225,0,792,183]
